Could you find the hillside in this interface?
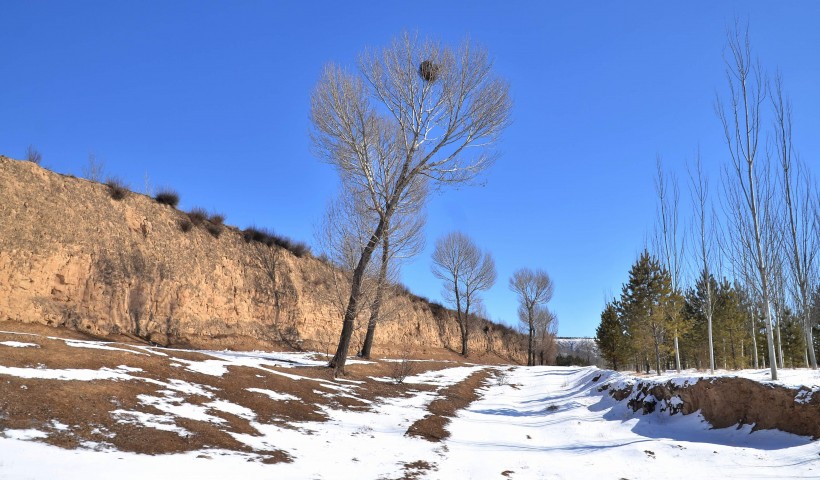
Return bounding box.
[0,155,524,362]
[0,322,817,479]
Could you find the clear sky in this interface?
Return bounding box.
[3,1,820,337]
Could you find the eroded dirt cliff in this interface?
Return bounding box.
[596,374,820,438]
[0,156,524,361]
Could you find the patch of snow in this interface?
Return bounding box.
[0,341,39,348]
[245,388,298,402]
[0,365,137,382]
[110,409,190,436]
[205,400,256,421]
[4,429,49,441]
[50,420,70,431]
[64,340,147,355]
[137,393,223,424]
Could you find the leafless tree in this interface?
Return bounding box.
[82,153,106,182]
[510,268,554,366]
[687,152,718,372]
[717,24,780,379]
[431,231,497,357]
[311,32,512,375]
[772,75,819,369]
[653,157,686,372]
[532,306,558,365]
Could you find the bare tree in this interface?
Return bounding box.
[717,24,779,379]
[532,306,558,365]
[688,153,718,372]
[653,157,686,372]
[431,231,497,357]
[772,75,819,369]
[510,268,554,366]
[311,32,511,375]
[82,153,106,182]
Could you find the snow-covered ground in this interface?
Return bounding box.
[0,333,818,479]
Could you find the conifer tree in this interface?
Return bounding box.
[618,250,676,375]
[595,301,626,370]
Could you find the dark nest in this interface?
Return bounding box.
[418,60,439,82]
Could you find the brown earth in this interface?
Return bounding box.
[597,375,820,438]
[0,155,525,362]
[0,322,468,460]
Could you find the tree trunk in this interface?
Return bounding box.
[360,230,390,360]
[673,332,681,373]
[749,307,759,369]
[527,314,535,366]
[775,312,785,370]
[330,216,387,376]
[805,311,818,369]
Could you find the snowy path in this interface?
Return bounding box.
[436,367,820,479]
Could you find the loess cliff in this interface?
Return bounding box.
[0,156,524,362]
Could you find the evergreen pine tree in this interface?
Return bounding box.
[618,250,675,375]
[595,301,626,370]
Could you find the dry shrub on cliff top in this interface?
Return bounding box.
[25,145,43,165]
[154,189,180,207]
[178,218,193,233]
[205,213,225,238]
[105,177,131,200]
[242,226,310,257]
[187,208,208,226]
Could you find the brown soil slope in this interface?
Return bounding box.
[597,375,820,438]
[0,156,524,361]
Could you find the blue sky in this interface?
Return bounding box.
[2,1,820,337]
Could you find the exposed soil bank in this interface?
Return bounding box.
[596,373,820,438]
[0,156,524,361]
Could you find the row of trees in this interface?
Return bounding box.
[596,250,819,373]
[430,231,556,365]
[596,25,819,379]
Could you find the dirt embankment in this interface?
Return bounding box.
[0,156,525,362]
[597,375,820,438]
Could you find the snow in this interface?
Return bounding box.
[3,365,817,478]
[64,340,147,355]
[246,388,298,401]
[0,365,138,381]
[0,333,817,479]
[3,429,48,441]
[0,341,39,348]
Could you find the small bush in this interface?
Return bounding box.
[288,241,311,258]
[390,357,415,384]
[26,145,42,164]
[242,226,310,256]
[205,213,225,237]
[155,189,180,207]
[188,208,208,226]
[105,177,130,200]
[178,218,193,233]
[243,226,271,244]
[208,213,225,225]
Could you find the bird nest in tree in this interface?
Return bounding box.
[418,60,440,82]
